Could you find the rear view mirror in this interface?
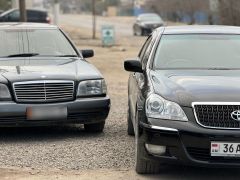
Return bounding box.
[81,49,94,58]
[124,59,143,73]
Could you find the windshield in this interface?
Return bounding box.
[0,29,78,57]
[140,15,162,22]
[154,34,240,69]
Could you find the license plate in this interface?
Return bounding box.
[211,142,240,157]
[26,106,67,121]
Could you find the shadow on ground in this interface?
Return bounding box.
[141,165,240,180]
[0,125,104,143]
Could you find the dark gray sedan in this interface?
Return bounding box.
[0,23,110,132]
[133,13,164,36]
[125,25,240,173]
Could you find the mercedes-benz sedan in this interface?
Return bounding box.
[0,23,110,132]
[125,26,240,173]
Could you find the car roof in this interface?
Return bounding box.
[161,25,240,35]
[0,23,58,30]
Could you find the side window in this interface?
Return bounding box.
[138,36,152,60]
[138,36,154,69]
[8,10,20,21]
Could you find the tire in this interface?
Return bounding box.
[84,121,105,133]
[127,107,134,136]
[136,27,143,36]
[133,29,137,36]
[135,112,160,174]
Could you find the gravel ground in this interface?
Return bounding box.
[0,26,146,171]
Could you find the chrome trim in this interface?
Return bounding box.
[140,122,178,132]
[13,80,74,103]
[192,102,240,130]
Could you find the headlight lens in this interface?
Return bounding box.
[0,84,11,99]
[77,79,107,97]
[140,23,147,27]
[146,94,188,121]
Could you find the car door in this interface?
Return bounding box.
[128,36,153,122]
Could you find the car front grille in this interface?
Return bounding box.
[193,103,240,129]
[13,80,74,103]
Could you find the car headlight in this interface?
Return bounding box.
[0,84,11,100]
[145,94,188,121]
[140,23,147,27]
[77,79,107,97]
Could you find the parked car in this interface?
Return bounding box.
[0,23,110,132]
[0,10,3,15]
[0,9,51,23]
[125,25,240,173]
[133,13,164,36]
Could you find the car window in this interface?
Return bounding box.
[27,11,39,18]
[139,36,155,69]
[154,34,240,69]
[0,29,77,57]
[27,10,46,18]
[7,10,20,21]
[139,36,152,60]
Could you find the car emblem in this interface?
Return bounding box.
[231,110,240,121]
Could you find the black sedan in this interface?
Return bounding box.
[125,26,240,173]
[0,23,110,132]
[0,9,51,23]
[133,13,164,36]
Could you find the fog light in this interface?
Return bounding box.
[145,144,166,155]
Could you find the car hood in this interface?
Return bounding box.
[150,70,240,107]
[0,57,102,82]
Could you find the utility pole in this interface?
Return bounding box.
[92,0,96,39]
[19,0,27,22]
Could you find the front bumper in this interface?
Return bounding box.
[0,96,110,127]
[141,25,163,35]
[140,114,240,167]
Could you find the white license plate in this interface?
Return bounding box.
[26,106,67,120]
[211,142,240,157]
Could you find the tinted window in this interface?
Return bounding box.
[154,34,240,69]
[7,10,20,21]
[0,29,77,57]
[139,36,152,60]
[27,10,46,18]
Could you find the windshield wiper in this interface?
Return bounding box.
[5,53,39,58]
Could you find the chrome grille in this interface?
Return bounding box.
[13,80,74,103]
[193,102,240,129]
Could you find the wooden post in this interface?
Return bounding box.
[92,0,96,39]
[19,0,27,22]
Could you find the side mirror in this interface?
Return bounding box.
[124,59,143,73]
[81,49,94,58]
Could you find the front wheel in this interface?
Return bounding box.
[84,121,105,133]
[136,27,143,36]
